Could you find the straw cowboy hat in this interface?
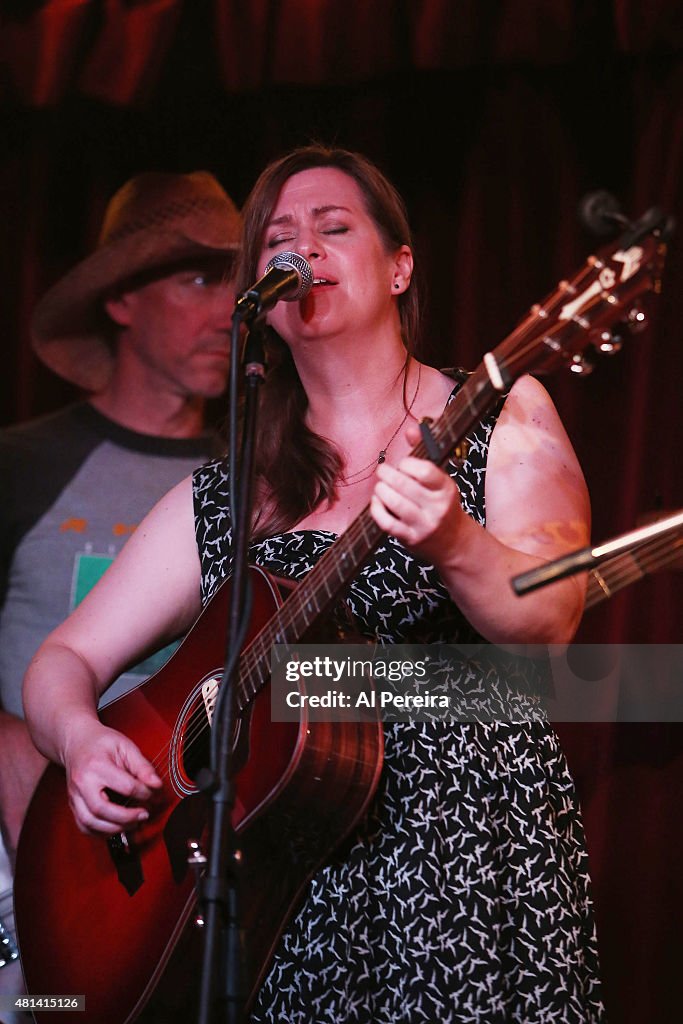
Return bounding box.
[31,170,242,391]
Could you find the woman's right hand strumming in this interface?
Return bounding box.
[61,719,162,835]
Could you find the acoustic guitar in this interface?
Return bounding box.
[14,206,671,1023]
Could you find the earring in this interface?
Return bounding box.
[394,282,400,289]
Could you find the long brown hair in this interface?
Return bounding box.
[236,145,421,539]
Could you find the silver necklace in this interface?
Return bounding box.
[339,361,422,486]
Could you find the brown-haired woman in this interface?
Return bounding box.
[24,146,604,1022]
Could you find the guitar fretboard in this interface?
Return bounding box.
[586,532,683,608]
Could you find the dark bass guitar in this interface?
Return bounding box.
[14,206,671,1024]
[585,509,683,608]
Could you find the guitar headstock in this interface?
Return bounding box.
[490,203,674,386]
[388,200,674,478]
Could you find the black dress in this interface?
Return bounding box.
[192,398,605,1024]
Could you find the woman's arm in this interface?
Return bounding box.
[370,374,590,644]
[22,475,203,833]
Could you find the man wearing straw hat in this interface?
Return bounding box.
[0,171,241,968]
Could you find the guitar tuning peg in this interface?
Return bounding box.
[569,353,595,375]
[594,328,623,356]
[626,306,648,333]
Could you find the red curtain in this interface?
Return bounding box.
[1,2,682,1019]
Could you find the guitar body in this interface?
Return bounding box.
[14,565,383,1024]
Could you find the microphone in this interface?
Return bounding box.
[234,251,313,321]
[511,509,683,596]
[577,190,630,237]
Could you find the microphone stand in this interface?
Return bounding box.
[196,311,267,1024]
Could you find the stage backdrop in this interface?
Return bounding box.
[1,3,682,1020]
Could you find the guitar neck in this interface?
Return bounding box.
[586,532,683,608]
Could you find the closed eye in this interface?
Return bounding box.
[266,235,295,250]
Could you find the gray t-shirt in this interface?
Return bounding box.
[0,402,222,717]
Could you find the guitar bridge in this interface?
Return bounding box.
[107,831,144,896]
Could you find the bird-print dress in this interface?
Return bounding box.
[192,397,605,1024]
